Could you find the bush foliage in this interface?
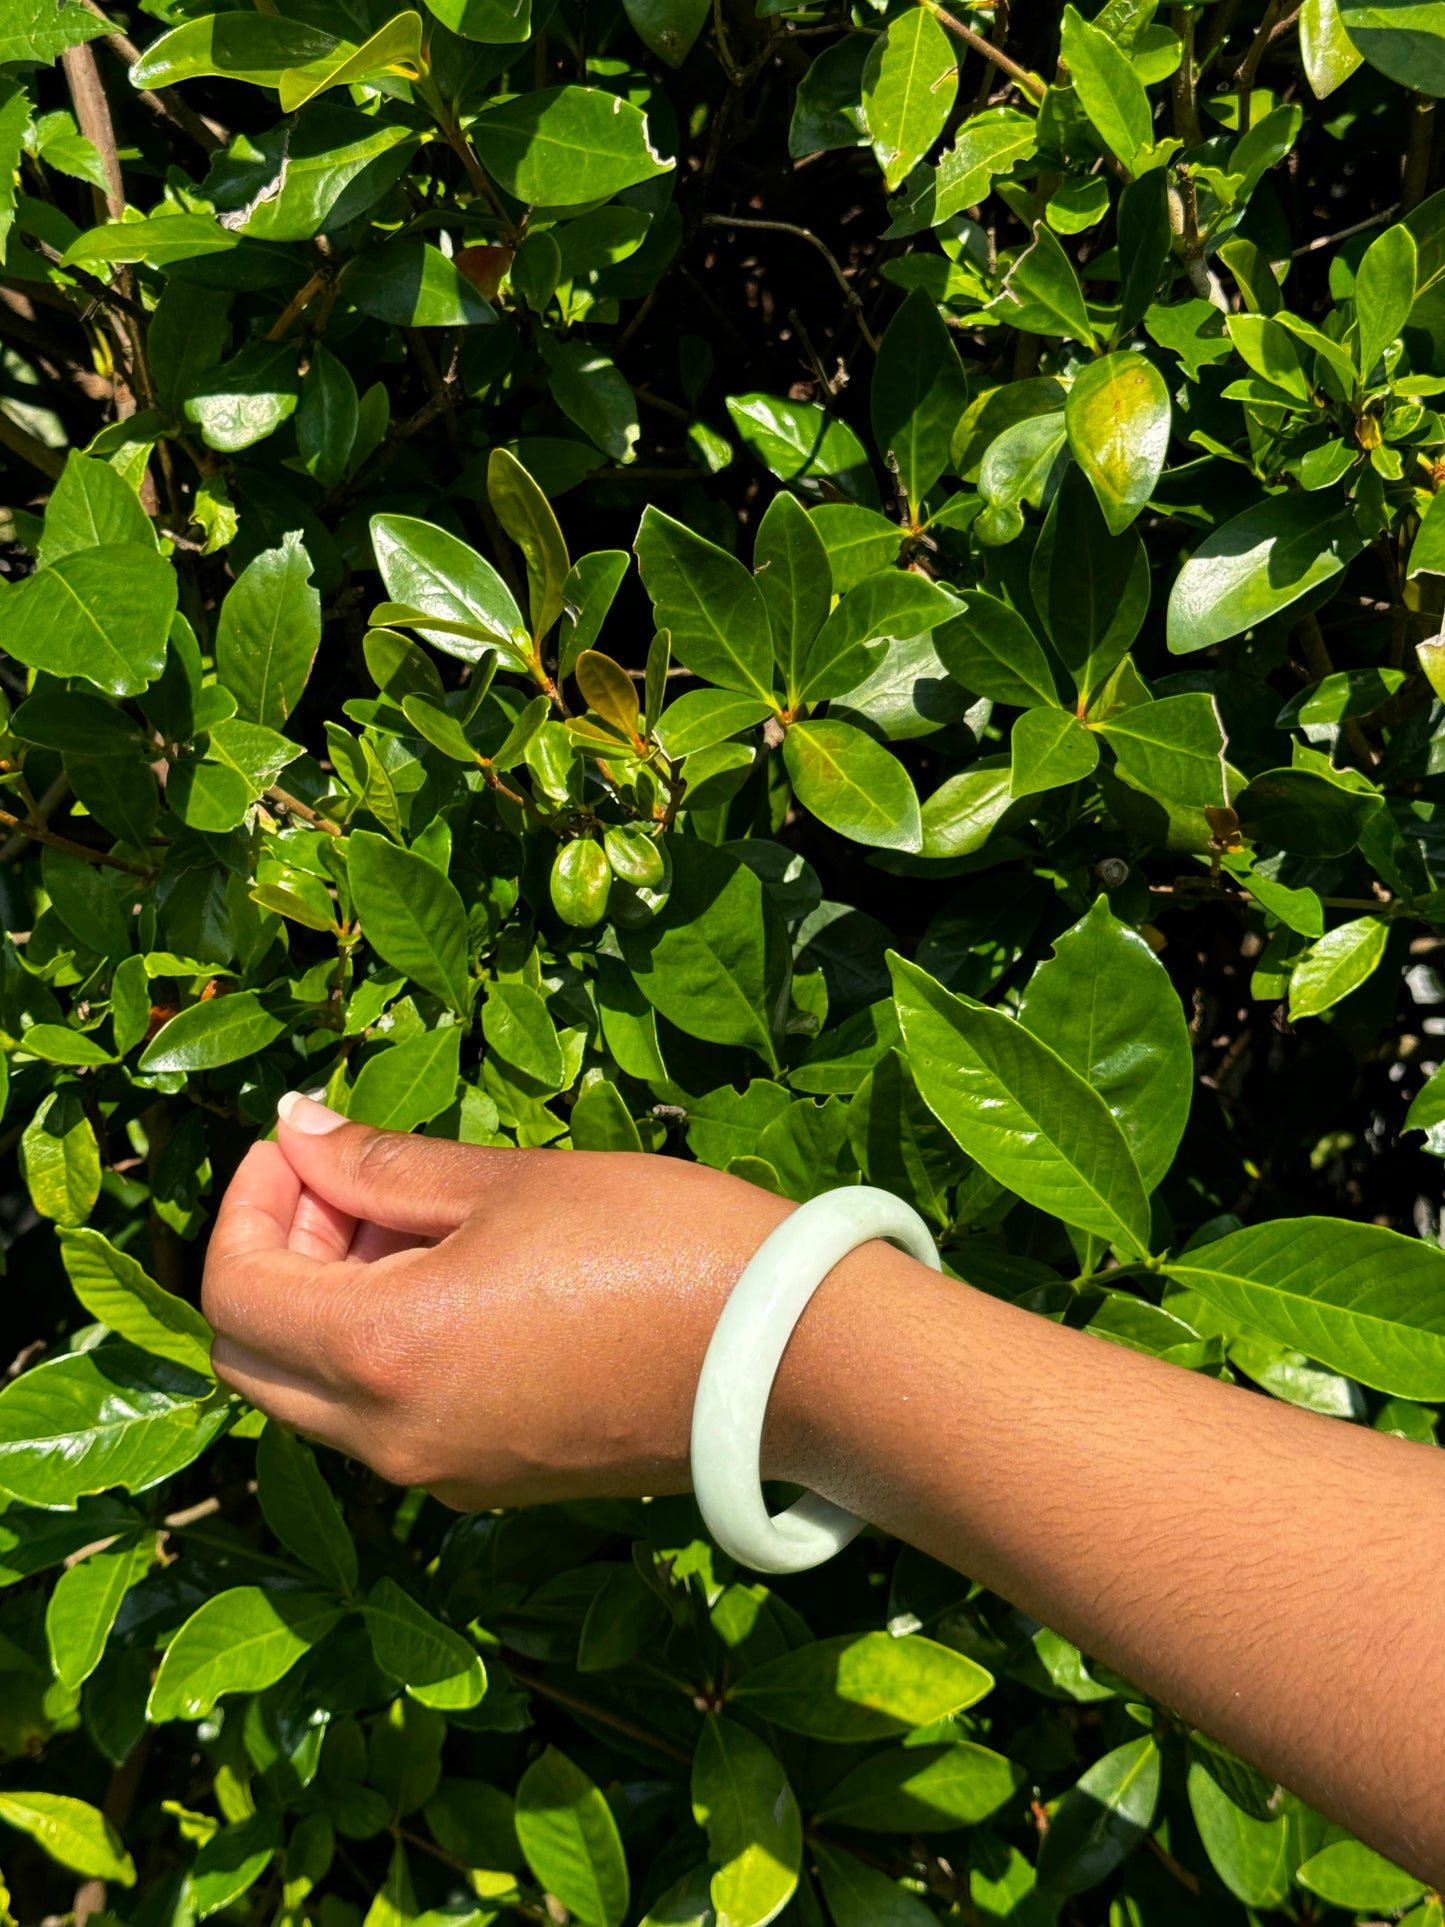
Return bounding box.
[2,0,1445,1918]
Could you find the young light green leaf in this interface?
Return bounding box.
[754,490,831,701]
[36,451,155,568]
[1009,707,1099,798]
[348,1026,462,1132]
[362,1577,486,1710]
[1354,219,1416,375]
[1060,4,1153,166]
[860,7,957,191]
[1186,1759,1291,1909]
[814,1742,1024,1831]
[149,1587,346,1722]
[0,1793,135,1886]
[0,545,176,697]
[1300,0,1363,95]
[784,721,923,853]
[216,532,320,729]
[1288,916,1390,1019]
[45,1539,152,1690]
[1065,352,1171,534]
[256,1421,359,1597]
[20,1089,102,1227]
[729,1631,992,1742]
[139,992,288,1073]
[60,1227,214,1378]
[891,954,1153,1253]
[516,1747,629,1927]
[691,1715,801,1927]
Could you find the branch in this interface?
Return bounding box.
[24,235,148,323]
[700,212,880,351]
[61,41,124,220]
[265,266,331,342]
[79,0,225,154]
[0,408,65,480]
[1402,92,1438,214]
[264,785,342,835]
[1170,6,1201,147]
[921,0,1046,104]
[0,805,157,876]
[1230,0,1300,134]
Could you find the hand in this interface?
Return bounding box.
[202,1093,796,1509]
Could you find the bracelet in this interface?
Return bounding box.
[689,1185,941,1575]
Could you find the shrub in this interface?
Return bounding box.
[1,0,1444,1918]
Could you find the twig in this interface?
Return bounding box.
[264,785,342,835]
[0,773,67,864]
[1170,7,1202,147]
[1292,205,1398,257]
[1402,93,1438,214]
[0,409,64,479]
[921,0,1046,104]
[700,212,880,350]
[1292,612,1378,767]
[24,235,148,323]
[79,0,224,152]
[503,1659,693,1763]
[0,805,157,876]
[1230,0,1300,134]
[265,266,331,342]
[62,42,124,221]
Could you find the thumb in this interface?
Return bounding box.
[275,1091,493,1236]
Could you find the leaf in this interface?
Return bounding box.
[515,1747,629,1927]
[277,10,425,112]
[1354,219,1416,374]
[1030,467,1149,699]
[1098,692,1227,808]
[576,651,641,740]
[348,1026,462,1131]
[1162,1217,1445,1400]
[345,239,498,328]
[860,7,957,191]
[471,87,672,205]
[934,593,1058,707]
[19,1089,101,1227]
[490,448,569,641]
[1301,0,1364,94]
[891,954,1153,1253]
[635,506,776,702]
[60,1227,214,1378]
[139,992,287,1073]
[0,544,176,697]
[0,1343,225,1507]
[784,721,923,853]
[255,1421,359,1596]
[45,1539,152,1691]
[1296,1838,1426,1912]
[754,490,831,701]
[918,762,1017,858]
[1060,4,1153,165]
[1064,352,1171,534]
[730,1632,992,1741]
[655,690,773,756]
[216,532,320,729]
[148,1587,346,1723]
[540,337,639,465]
[1337,0,1445,100]
[812,1846,936,1927]
[1009,707,1099,798]
[363,1577,486,1710]
[1167,491,1364,653]
[725,395,876,505]
[348,830,471,1015]
[191,1813,281,1919]
[619,839,789,1068]
[1288,916,1390,1018]
[1275,666,1407,724]
[23,1024,115,1067]
[1234,766,1382,856]
[814,1742,1024,1831]
[11,688,151,759]
[132,13,344,86]
[0,1793,134,1886]
[1186,1760,1291,1909]
[801,571,960,703]
[1018,897,1193,1190]
[1036,1735,1160,1894]
[692,1715,801,1927]
[870,288,968,518]
[296,344,360,488]
[36,452,155,568]
[623,0,709,65]
[932,106,1038,224]
[1000,224,1095,346]
[483,979,565,1086]
[183,341,301,452]
[0,1496,141,1587]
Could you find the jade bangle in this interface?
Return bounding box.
[689,1185,941,1574]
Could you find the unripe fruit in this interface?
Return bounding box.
[603,824,665,889]
[551,838,611,927]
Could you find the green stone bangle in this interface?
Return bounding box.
[689,1185,941,1574]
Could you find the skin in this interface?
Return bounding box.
[206,1093,1445,1887]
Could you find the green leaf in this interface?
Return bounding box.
[0,1793,134,1886]
[812,1845,936,1927]
[860,7,957,191]
[918,761,1017,858]
[540,337,639,465]
[1275,666,1407,724]
[296,344,360,489]
[1301,0,1364,95]
[635,506,776,702]
[814,1742,1024,1831]
[551,838,613,928]
[931,106,1037,224]
[12,687,152,759]
[348,830,471,1015]
[1296,1838,1426,1911]
[1098,692,1227,808]
[1009,706,1099,798]
[725,395,876,505]
[139,992,287,1073]
[570,1080,645,1154]
[0,1343,225,1507]
[1167,491,1364,653]
[1030,467,1148,699]
[191,1813,281,1920]
[1060,4,1153,165]
[277,10,424,112]
[1337,0,1445,100]
[730,1632,992,1741]
[516,1747,629,1927]
[362,1577,486,1710]
[620,839,788,1068]
[1036,1735,1160,1894]
[348,1026,462,1131]
[345,239,497,328]
[1064,352,1171,534]
[471,87,672,205]
[870,287,968,518]
[1354,219,1417,373]
[692,1715,801,1927]
[184,341,302,453]
[754,490,831,701]
[1185,1760,1291,1910]
[891,954,1153,1253]
[132,13,344,86]
[934,593,1059,708]
[1017,897,1193,1191]
[0,545,176,697]
[1234,766,1382,857]
[623,0,708,65]
[36,451,155,568]
[1162,1217,1445,1400]
[19,1089,101,1227]
[45,1539,152,1691]
[216,532,320,730]
[255,1421,359,1597]
[1288,915,1390,1018]
[483,979,565,1086]
[999,223,1095,346]
[0,1496,140,1587]
[148,1587,346,1723]
[490,447,569,642]
[801,571,960,704]
[784,721,922,853]
[23,1024,116,1067]
[655,690,773,756]
[60,1227,214,1378]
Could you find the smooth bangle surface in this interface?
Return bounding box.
[690,1185,940,1574]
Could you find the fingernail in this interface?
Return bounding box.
[278,1090,347,1134]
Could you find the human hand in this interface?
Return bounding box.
[202,1093,798,1509]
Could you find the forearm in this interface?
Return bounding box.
[766,1245,1445,1882]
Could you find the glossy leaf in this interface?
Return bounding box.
[861,7,957,191]
[1008,706,1098,797]
[516,1747,629,1927]
[139,993,288,1073]
[0,1793,134,1885]
[348,830,471,1014]
[45,1539,152,1690]
[934,594,1058,708]
[0,545,176,696]
[1288,916,1390,1018]
[870,288,968,518]
[1098,693,1228,808]
[730,1631,992,1741]
[754,489,831,700]
[490,447,569,641]
[216,532,320,729]
[636,507,775,702]
[363,1577,486,1710]
[1065,352,1171,534]
[255,1421,359,1596]
[692,1715,801,1927]
[371,513,528,659]
[1036,1736,1161,1894]
[471,87,671,205]
[149,1587,346,1722]
[1168,492,1364,652]
[814,1741,1024,1831]
[60,1226,214,1377]
[784,721,922,853]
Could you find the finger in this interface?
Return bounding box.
[209,1141,302,1265]
[211,1340,356,1444]
[276,1092,517,1236]
[290,1185,358,1263]
[347,1220,424,1263]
